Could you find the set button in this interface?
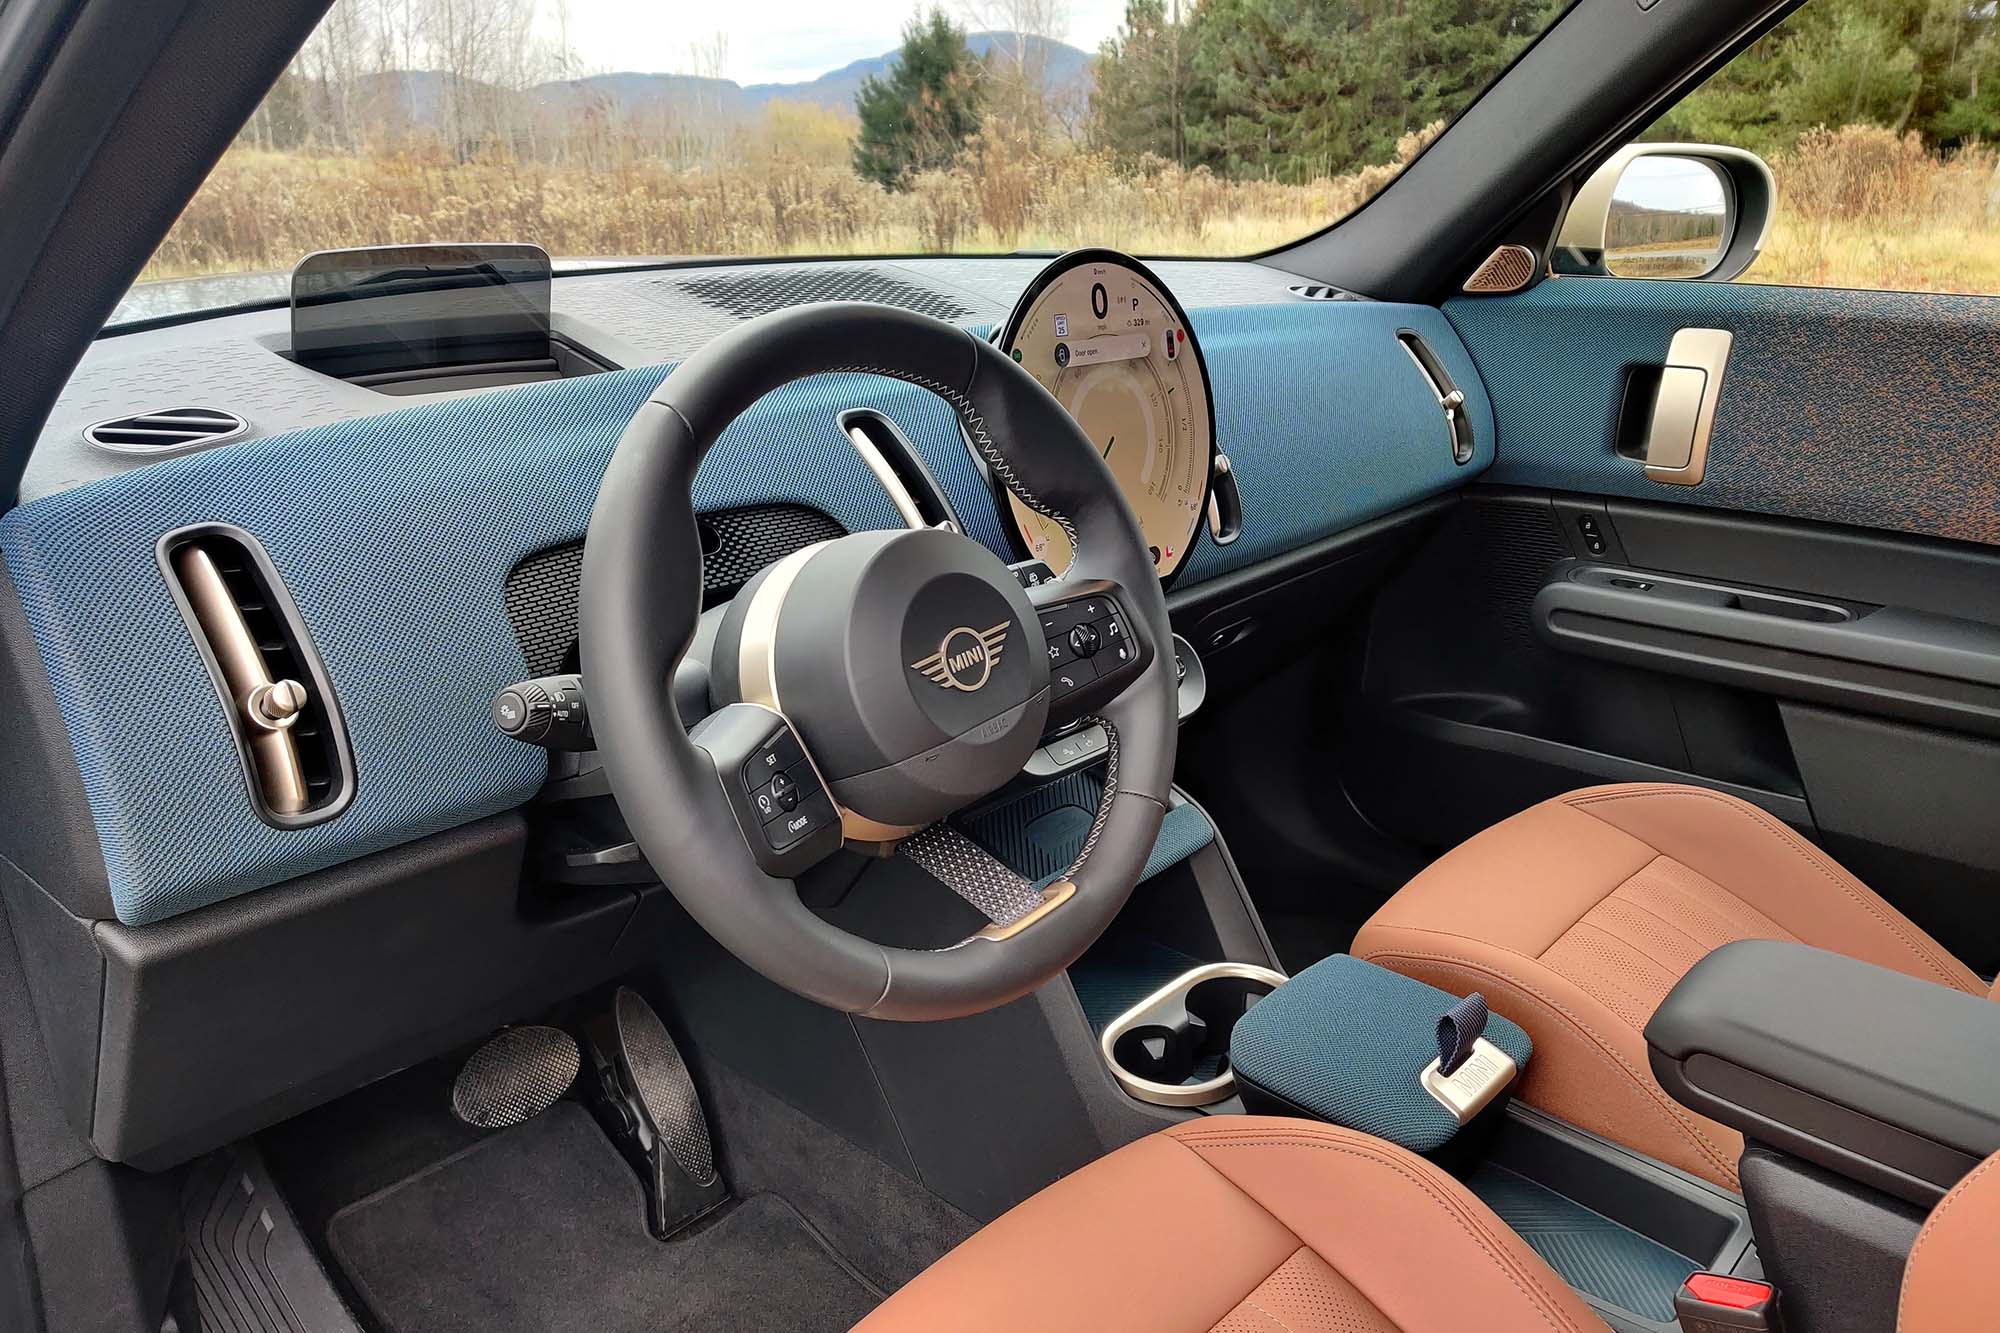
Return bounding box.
[742,729,804,793]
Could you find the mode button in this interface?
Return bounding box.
[765,792,835,851]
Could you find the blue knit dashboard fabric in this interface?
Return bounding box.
[1229,954,1532,1154]
[0,299,1485,925]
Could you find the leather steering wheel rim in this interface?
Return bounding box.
[579,303,1177,1021]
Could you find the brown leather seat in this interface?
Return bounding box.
[855,1130,2000,1332]
[855,1116,1606,1332]
[1353,782,1991,1189]
[1899,1147,2000,1331]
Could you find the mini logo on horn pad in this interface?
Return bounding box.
[911,622,1009,692]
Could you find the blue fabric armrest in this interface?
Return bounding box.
[1229,954,1533,1154]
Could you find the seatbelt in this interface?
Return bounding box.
[1436,993,1489,1076]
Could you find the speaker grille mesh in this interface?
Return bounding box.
[503,502,844,675]
[1463,245,1539,294]
[665,268,975,323]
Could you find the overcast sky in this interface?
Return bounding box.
[543,0,1130,87]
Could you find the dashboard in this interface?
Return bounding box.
[1,254,1494,930]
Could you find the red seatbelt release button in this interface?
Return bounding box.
[1676,1272,1779,1332]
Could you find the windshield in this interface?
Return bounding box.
[119,0,1568,325]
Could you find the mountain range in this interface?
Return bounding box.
[353,32,1094,130]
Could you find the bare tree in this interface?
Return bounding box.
[957,0,1070,131]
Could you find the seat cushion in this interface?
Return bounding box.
[854,1117,1605,1332]
[1353,783,1984,1190]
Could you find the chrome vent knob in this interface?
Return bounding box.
[247,679,308,730]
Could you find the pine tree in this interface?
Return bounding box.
[853,11,987,189]
[1091,0,1192,165]
[1089,0,1562,182]
[1656,0,2000,154]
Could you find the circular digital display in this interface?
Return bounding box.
[994,251,1216,582]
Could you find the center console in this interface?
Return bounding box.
[1083,949,1759,1333]
[1645,940,2000,1333]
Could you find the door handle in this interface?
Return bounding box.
[1636,328,1732,487]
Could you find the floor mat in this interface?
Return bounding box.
[1465,1163,1699,1323]
[327,1102,879,1333]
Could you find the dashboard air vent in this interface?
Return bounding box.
[159,525,354,827]
[840,410,962,531]
[1397,331,1477,466]
[86,408,248,454]
[1287,283,1360,301]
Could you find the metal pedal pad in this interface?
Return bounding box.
[590,986,729,1238]
[450,1025,581,1129]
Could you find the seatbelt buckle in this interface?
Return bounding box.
[1676,1272,1779,1332]
[1419,992,1518,1124]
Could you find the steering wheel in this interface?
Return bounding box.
[579,303,1177,1021]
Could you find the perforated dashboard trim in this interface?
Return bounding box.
[504,503,846,676]
[665,268,976,323]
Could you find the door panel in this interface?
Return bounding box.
[1341,275,2000,975]
[1442,279,2000,546]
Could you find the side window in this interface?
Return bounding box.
[1562,2,2000,296]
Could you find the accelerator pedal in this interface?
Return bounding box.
[587,986,730,1238]
[450,1025,581,1129]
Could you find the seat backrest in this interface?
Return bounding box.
[1899,1149,2000,1331]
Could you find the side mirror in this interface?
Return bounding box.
[1554,143,1775,282]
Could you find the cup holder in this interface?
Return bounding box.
[1098,963,1287,1107]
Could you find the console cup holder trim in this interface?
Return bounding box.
[1098,962,1288,1108]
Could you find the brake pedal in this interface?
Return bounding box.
[450,1025,581,1129]
[587,986,729,1238]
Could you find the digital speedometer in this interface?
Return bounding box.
[992,250,1217,583]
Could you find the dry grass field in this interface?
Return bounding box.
[140,120,2000,297]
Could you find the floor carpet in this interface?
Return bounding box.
[327,1102,880,1332]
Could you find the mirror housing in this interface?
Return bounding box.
[1554,143,1775,283]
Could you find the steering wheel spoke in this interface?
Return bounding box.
[687,703,844,878]
[1028,578,1156,730]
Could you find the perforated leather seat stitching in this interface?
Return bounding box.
[1563,787,1974,990]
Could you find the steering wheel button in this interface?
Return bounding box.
[1046,734,1087,766]
[752,788,781,822]
[1051,657,1099,696]
[1067,623,1100,657]
[743,730,804,790]
[765,793,835,851]
[1099,612,1126,640]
